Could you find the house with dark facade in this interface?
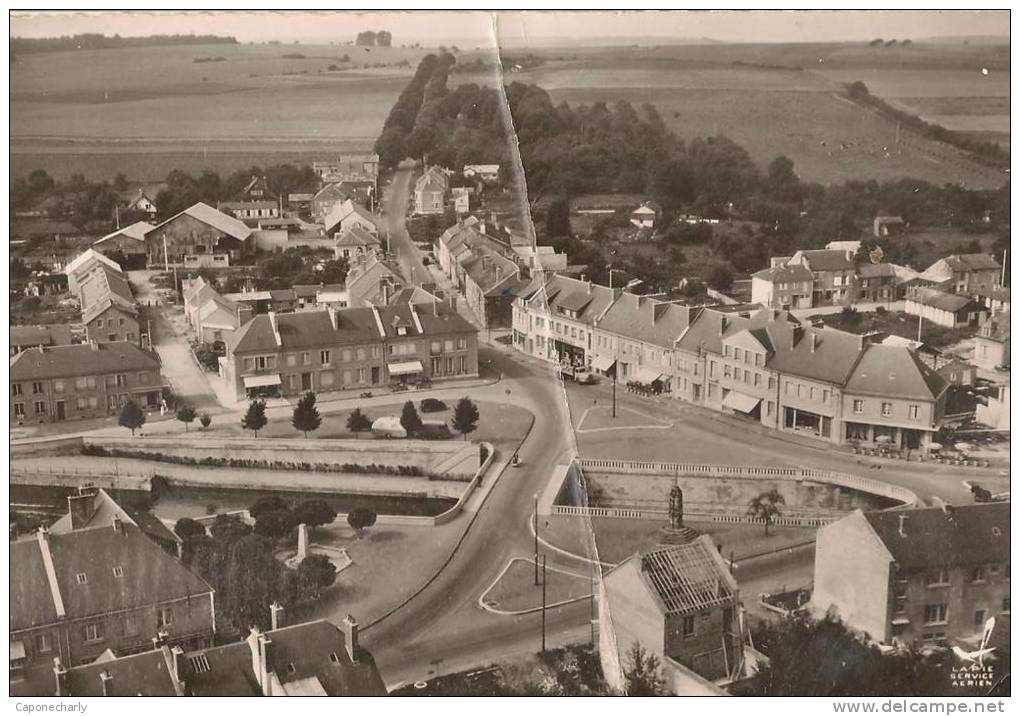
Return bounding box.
[10,342,164,424]
[144,203,253,267]
[92,221,154,269]
[921,253,1002,296]
[10,517,214,689]
[856,262,899,303]
[786,249,857,306]
[813,503,1010,648]
[600,536,760,695]
[221,302,478,400]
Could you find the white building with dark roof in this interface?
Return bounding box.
[905,288,988,328]
[813,503,1010,648]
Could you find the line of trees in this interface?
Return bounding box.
[11,33,238,55]
[845,80,1008,165]
[356,30,392,47]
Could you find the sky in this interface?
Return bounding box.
[9,10,1010,47]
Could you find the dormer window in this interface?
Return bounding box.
[329,652,339,664]
[397,326,407,336]
[112,566,124,578]
[286,663,296,674]
[76,573,88,584]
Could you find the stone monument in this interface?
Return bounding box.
[659,477,699,544]
[297,522,309,561]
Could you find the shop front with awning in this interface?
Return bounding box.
[387,360,424,383]
[591,354,616,375]
[630,365,669,394]
[243,373,282,398]
[722,389,762,416]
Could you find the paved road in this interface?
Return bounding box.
[566,377,1008,506]
[382,163,432,287]
[129,270,220,411]
[361,347,592,688]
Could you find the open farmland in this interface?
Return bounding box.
[498,64,1007,188]
[10,42,438,180]
[10,39,1009,188]
[817,67,1011,150]
[473,41,1009,188]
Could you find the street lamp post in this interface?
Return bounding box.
[533,492,540,586]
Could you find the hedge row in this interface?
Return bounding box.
[82,444,428,477]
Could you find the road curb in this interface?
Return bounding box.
[362,410,538,632]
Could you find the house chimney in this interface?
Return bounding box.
[495,265,502,280]
[90,341,100,351]
[810,333,819,353]
[53,658,68,697]
[112,515,124,534]
[170,646,186,682]
[100,670,113,696]
[342,614,359,663]
[719,316,727,335]
[67,491,97,530]
[898,514,908,538]
[259,635,275,696]
[270,602,284,631]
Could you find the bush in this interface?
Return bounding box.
[420,398,448,413]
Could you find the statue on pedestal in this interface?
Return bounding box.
[659,477,697,545]
[668,480,684,530]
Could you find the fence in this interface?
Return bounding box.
[551,504,835,528]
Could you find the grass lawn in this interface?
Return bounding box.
[590,517,816,565]
[809,308,979,348]
[482,557,594,613]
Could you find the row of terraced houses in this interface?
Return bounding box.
[512,274,950,452]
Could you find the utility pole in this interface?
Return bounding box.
[540,554,547,657]
[917,313,923,343]
[589,570,596,645]
[533,492,540,586]
[612,344,618,419]
[1002,248,1008,286]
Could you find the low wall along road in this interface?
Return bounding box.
[10,434,496,528]
[545,459,917,528]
